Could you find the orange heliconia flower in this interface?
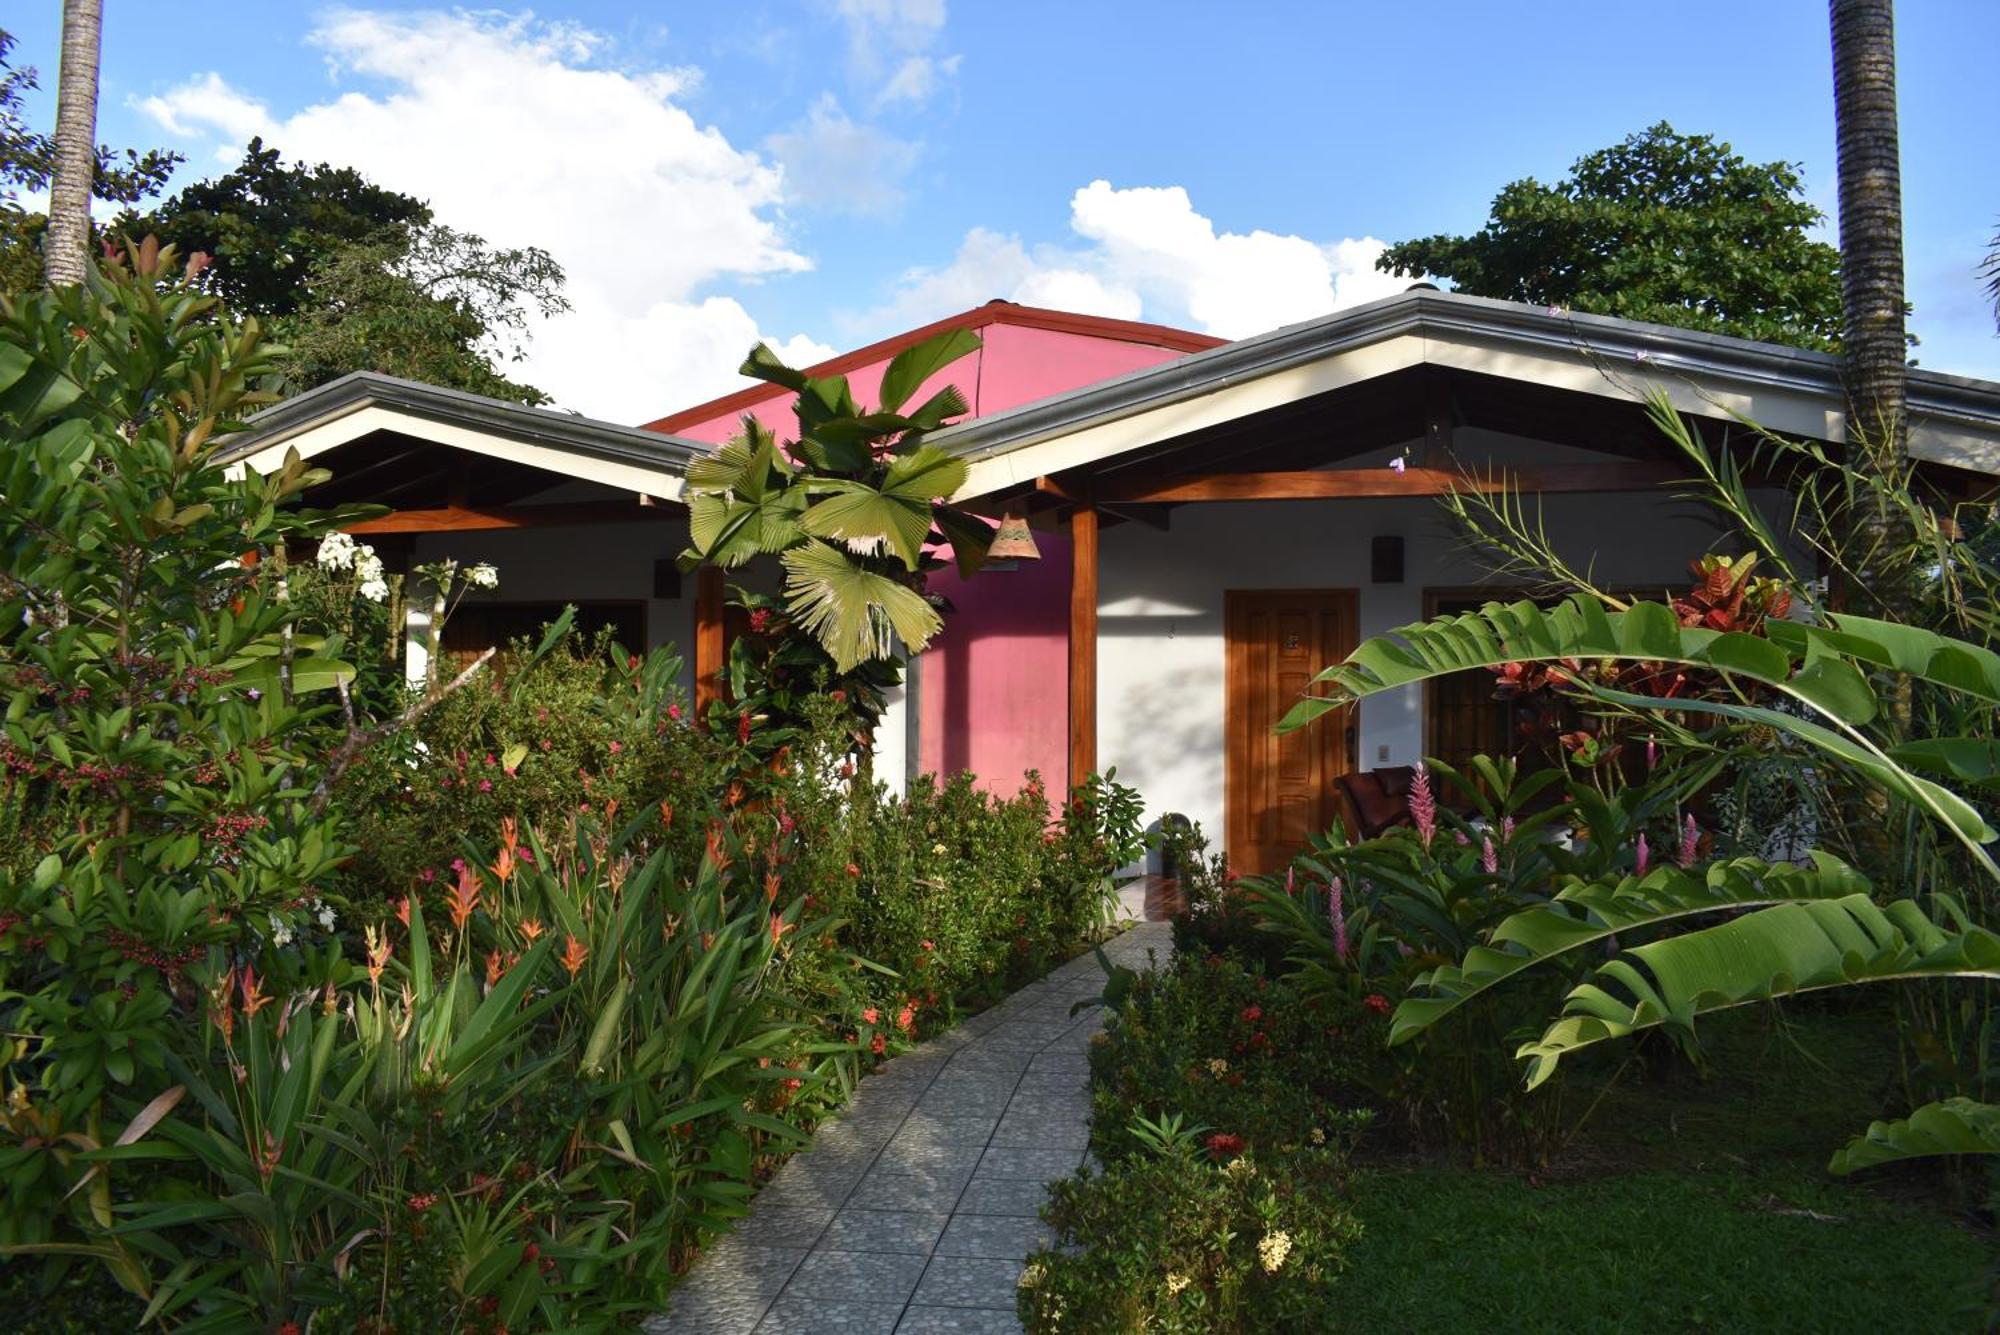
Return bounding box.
[769,913,795,950]
[447,863,480,932]
[704,823,731,871]
[559,934,589,978]
[365,926,392,987]
[485,948,504,989]
[604,798,619,824]
[492,843,517,886]
[239,964,272,1018]
[395,896,412,929]
[764,870,782,904]
[659,800,674,827]
[520,917,545,944]
[210,968,237,1041]
[500,816,519,854]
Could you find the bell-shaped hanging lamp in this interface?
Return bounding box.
[986,512,1042,561]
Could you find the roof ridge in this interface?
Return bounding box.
[639,302,1224,434]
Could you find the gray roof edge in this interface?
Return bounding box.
[932,290,2000,462]
[220,371,705,474]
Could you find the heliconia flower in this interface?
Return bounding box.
[239,963,272,1017]
[769,913,796,949]
[500,816,518,853]
[485,948,504,988]
[559,934,589,978]
[1328,877,1348,964]
[1481,835,1498,875]
[492,843,516,886]
[520,917,544,944]
[365,925,392,987]
[448,863,480,931]
[1634,833,1650,878]
[765,870,782,903]
[1409,764,1437,848]
[1678,813,1700,869]
[395,896,412,929]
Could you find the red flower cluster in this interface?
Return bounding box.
[1205,1132,1245,1161]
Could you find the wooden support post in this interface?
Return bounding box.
[694,565,725,719]
[1068,504,1099,790]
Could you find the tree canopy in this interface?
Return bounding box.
[123,139,569,403]
[1377,122,1844,351]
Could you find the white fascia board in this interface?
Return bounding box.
[955,335,1427,500]
[230,404,686,501]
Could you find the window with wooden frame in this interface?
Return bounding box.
[1421,589,1574,779]
[440,601,648,663]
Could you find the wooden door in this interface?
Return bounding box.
[1225,590,1357,875]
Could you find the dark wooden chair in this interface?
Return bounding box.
[1336,766,1417,840]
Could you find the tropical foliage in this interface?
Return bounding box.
[678,334,996,672]
[1378,122,1845,350]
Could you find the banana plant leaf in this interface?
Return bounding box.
[1389,853,1870,1045]
[1829,1096,2000,1175]
[1517,894,2000,1088]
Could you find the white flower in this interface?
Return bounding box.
[1257,1231,1292,1273]
[1166,1273,1191,1296]
[464,563,499,590]
[317,902,337,931]
[268,913,294,948]
[316,532,357,571]
[930,842,947,856]
[358,577,390,604]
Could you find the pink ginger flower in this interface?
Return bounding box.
[1634,833,1650,878]
[1328,877,1348,964]
[1481,835,1498,875]
[1678,813,1699,869]
[1501,815,1515,843]
[1646,739,1659,770]
[1409,764,1437,848]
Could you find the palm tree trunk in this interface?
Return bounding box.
[43,0,103,289]
[1830,0,1907,454]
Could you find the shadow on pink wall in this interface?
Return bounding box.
[917,531,1071,796]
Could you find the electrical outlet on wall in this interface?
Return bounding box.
[1376,744,1390,763]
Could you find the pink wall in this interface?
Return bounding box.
[651,308,1212,795]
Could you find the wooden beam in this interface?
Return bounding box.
[344,501,669,534]
[1088,462,1683,504]
[1068,504,1098,789]
[694,564,725,720]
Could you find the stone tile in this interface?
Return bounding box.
[992,1095,1091,1127]
[914,1084,1016,1118]
[754,1161,869,1213]
[783,1249,929,1305]
[935,1212,1055,1260]
[1024,1052,1091,1075]
[818,1207,950,1256]
[979,1022,1074,1051]
[974,1146,1083,1183]
[889,1111,1001,1146]
[844,1084,923,1121]
[988,1112,1089,1150]
[732,1206,834,1250]
[942,1048,1034,1077]
[910,1256,1027,1309]
[754,1296,906,1333]
[875,1138,985,1179]
[952,1177,1052,1217]
[1009,1070,1088,1099]
[846,1169,973,1213]
[675,1243,806,1296]
[894,1306,1024,1333]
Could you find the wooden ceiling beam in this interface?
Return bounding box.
[1085,462,1684,504]
[345,500,673,534]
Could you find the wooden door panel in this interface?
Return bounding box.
[1226,591,1356,876]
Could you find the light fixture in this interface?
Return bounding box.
[986,512,1041,561]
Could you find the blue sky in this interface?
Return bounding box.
[11,2,1998,420]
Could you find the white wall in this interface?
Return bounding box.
[1096,427,1787,847]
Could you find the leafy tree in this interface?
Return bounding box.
[127,137,425,318]
[0,28,180,291]
[1377,122,1844,351]
[281,222,567,404]
[128,139,567,402]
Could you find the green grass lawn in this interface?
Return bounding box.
[1334,1007,1994,1332]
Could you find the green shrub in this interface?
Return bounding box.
[335,628,723,899]
[1019,1149,1363,1333]
[1087,958,1386,1163]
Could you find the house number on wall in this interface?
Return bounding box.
[1281,632,1304,651]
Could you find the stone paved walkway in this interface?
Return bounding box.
[648,921,1172,1334]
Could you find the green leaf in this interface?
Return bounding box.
[876,329,979,414]
[1517,896,2000,1088]
[781,540,943,672]
[798,446,968,569]
[1829,1097,2000,1175]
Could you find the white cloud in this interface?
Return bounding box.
[831,0,959,108]
[138,10,821,422]
[766,96,920,219]
[858,180,1408,340]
